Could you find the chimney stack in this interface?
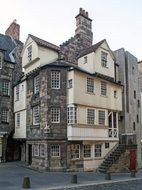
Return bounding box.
[5,19,20,40]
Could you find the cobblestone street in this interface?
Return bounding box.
[0,162,142,190]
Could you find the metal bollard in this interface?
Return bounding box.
[71,174,78,184]
[22,176,31,188]
[105,172,111,180]
[130,170,136,177]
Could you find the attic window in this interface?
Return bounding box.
[101,51,107,67]
[0,55,2,69]
[27,45,32,62]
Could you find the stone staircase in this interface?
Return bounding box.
[98,144,126,173]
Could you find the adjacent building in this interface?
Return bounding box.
[114,49,142,167]
[0,20,23,162]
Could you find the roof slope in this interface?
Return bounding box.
[78,39,106,58]
[29,34,60,52]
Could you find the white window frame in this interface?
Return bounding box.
[84,56,87,64]
[98,110,105,125]
[87,77,94,94]
[34,75,40,94]
[16,112,20,128]
[0,55,2,69]
[27,45,32,62]
[101,51,107,67]
[87,109,95,125]
[51,71,60,89]
[2,81,10,96]
[33,106,39,125]
[33,144,39,156]
[101,81,107,96]
[94,144,102,157]
[1,109,9,123]
[70,144,80,159]
[114,90,117,98]
[83,145,91,158]
[16,85,20,101]
[51,107,60,123]
[67,105,77,124]
[51,145,60,157]
[68,79,73,89]
[39,144,45,157]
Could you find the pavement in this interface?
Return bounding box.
[0,161,142,190]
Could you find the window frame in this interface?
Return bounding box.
[51,71,60,89]
[98,110,105,125]
[87,109,95,125]
[51,145,60,157]
[67,105,77,124]
[1,109,9,123]
[16,112,20,128]
[94,144,102,157]
[84,56,87,64]
[27,45,32,62]
[0,55,2,69]
[101,51,108,67]
[51,107,60,123]
[87,77,94,94]
[101,81,107,96]
[70,144,80,159]
[33,144,39,156]
[2,81,10,96]
[15,85,20,101]
[34,75,40,94]
[33,106,39,125]
[83,145,91,158]
[39,144,45,157]
[68,79,73,89]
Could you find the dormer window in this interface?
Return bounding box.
[0,55,2,69]
[101,51,107,67]
[27,45,32,62]
[84,56,87,64]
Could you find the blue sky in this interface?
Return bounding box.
[1,0,142,59]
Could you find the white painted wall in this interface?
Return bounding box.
[22,36,59,74]
[78,41,115,78]
[14,80,27,112]
[68,125,118,141]
[68,70,122,111]
[83,141,117,171]
[14,110,26,139]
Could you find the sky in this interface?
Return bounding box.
[0,0,142,60]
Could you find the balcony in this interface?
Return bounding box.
[67,124,119,141]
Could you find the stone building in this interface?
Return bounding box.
[0,20,23,162]
[13,6,123,171]
[114,49,142,168]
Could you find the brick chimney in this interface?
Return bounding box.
[5,19,20,40]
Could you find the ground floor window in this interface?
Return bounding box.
[39,144,45,157]
[33,144,39,156]
[94,144,102,157]
[83,145,91,158]
[70,144,80,159]
[51,145,60,157]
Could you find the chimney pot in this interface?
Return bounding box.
[86,12,88,17]
[79,8,83,13]
[82,9,85,15]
